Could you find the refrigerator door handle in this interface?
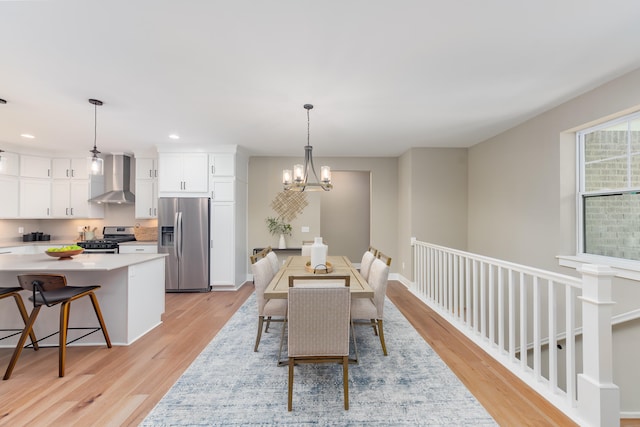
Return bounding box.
[177,211,183,260]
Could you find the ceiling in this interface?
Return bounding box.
[1,1,640,159]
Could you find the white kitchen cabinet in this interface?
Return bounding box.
[19,178,51,218]
[0,151,19,176]
[119,244,158,254]
[209,177,235,202]
[135,157,158,180]
[135,179,157,219]
[51,158,91,179]
[0,176,19,218]
[210,202,235,287]
[209,153,235,176]
[51,179,104,218]
[157,153,208,195]
[20,155,51,179]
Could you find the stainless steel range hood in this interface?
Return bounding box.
[89,154,135,204]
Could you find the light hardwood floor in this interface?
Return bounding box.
[0,281,635,426]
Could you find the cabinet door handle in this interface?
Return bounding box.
[70,208,74,215]
[211,165,215,174]
[66,208,69,216]
[66,169,70,177]
[71,169,75,178]
[149,208,152,216]
[149,170,153,178]
[211,191,215,200]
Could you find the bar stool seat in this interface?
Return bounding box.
[0,287,38,349]
[3,274,112,380]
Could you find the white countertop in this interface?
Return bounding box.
[0,253,167,271]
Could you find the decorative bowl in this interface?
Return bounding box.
[45,249,84,260]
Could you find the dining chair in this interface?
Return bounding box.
[0,287,38,350]
[376,251,392,267]
[249,246,272,265]
[251,257,287,352]
[367,245,379,257]
[359,250,376,282]
[351,258,390,356]
[4,274,112,380]
[300,243,312,256]
[287,276,351,411]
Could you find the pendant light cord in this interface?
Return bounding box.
[93,102,98,151]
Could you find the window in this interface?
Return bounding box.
[577,112,640,261]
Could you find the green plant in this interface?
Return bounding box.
[266,217,292,236]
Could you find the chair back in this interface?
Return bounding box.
[250,246,272,265]
[367,245,379,257]
[17,274,67,292]
[288,282,351,358]
[265,251,280,275]
[360,250,376,281]
[301,244,312,256]
[251,257,275,315]
[288,275,350,288]
[376,251,392,267]
[368,259,390,318]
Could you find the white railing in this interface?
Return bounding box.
[411,239,619,427]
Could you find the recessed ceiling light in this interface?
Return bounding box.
[21,134,35,139]
[168,134,180,140]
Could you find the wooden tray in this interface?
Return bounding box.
[305,261,333,274]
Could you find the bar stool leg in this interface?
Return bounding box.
[89,292,111,347]
[4,306,41,380]
[12,293,39,350]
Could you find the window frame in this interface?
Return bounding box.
[576,110,640,261]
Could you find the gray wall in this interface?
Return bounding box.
[467,67,640,414]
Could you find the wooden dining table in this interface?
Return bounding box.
[264,255,373,299]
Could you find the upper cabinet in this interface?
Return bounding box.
[0,151,20,176]
[20,155,51,179]
[51,158,91,180]
[136,157,158,180]
[157,153,208,195]
[209,153,235,177]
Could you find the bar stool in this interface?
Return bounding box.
[4,274,112,380]
[0,287,38,349]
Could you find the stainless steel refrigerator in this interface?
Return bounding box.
[158,197,211,292]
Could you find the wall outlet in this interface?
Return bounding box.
[18,226,24,234]
[301,226,310,233]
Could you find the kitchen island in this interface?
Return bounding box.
[0,252,167,347]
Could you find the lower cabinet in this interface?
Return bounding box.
[210,202,235,287]
[119,244,158,254]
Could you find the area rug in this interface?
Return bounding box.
[141,294,496,426]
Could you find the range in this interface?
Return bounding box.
[78,226,136,253]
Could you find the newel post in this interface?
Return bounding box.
[577,264,619,427]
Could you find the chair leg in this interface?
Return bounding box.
[288,357,294,411]
[12,293,38,350]
[88,292,112,347]
[4,306,41,380]
[343,355,349,410]
[377,319,387,356]
[59,301,71,377]
[254,316,265,352]
[265,316,272,333]
[371,319,378,336]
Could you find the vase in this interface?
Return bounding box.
[310,237,327,269]
[279,234,286,249]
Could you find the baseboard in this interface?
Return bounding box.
[621,411,640,419]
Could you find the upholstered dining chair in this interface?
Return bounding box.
[251,257,287,352]
[0,287,38,349]
[4,274,112,380]
[367,245,379,257]
[250,246,272,265]
[287,275,351,411]
[359,249,376,282]
[351,258,390,356]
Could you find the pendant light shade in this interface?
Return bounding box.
[88,99,104,176]
[282,104,332,192]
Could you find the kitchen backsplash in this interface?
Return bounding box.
[0,205,157,243]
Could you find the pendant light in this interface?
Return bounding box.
[88,98,104,175]
[282,104,332,192]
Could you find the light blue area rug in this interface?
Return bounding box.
[142,294,496,426]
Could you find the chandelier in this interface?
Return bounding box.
[282,104,332,192]
[88,99,104,175]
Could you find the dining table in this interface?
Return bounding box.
[264,255,373,300]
